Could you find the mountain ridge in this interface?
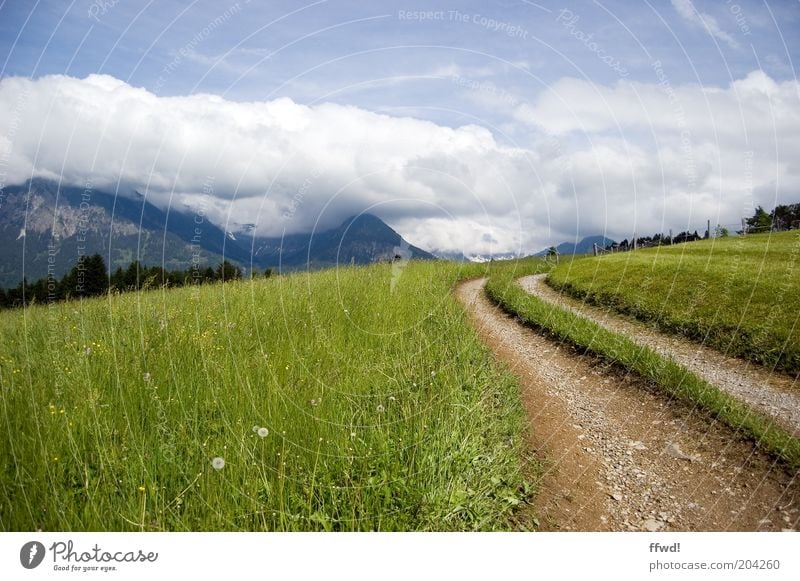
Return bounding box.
[534,235,616,257]
[0,179,434,287]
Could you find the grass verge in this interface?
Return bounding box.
[485,270,800,471]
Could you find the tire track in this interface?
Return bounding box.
[456,278,800,531]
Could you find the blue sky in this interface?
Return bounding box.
[3,1,797,111]
[1,0,799,254]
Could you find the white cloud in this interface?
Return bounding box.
[671,0,740,50]
[0,72,798,255]
[513,69,800,238]
[0,74,539,254]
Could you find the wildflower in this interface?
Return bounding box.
[137,485,146,492]
[83,346,92,355]
[143,373,151,382]
[257,427,269,438]
[389,396,396,402]
[252,425,260,433]
[211,457,225,470]
[310,399,320,407]
[376,404,385,413]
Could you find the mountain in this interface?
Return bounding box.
[0,179,434,287]
[431,250,469,262]
[534,235,616,257]
[431,250,526,263]
[249,213,434,268]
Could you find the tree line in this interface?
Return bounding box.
[602,202,800,253]
[0,255,273,309]
[744,203,800,232]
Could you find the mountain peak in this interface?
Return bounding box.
[340,213,387,228]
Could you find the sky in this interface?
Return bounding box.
[1,0,799,256]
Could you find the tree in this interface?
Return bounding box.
[124,260,144,290]
[772,203,800,230]
[216,260,241,282]
[81,254,109,297]
[62,254,108,298]
[264,268,273,278]
[746,206,772,232]
[546,246,559,264]
[715,225,730,237]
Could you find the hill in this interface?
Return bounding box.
[0,259,534,531]
[547,231,800,375]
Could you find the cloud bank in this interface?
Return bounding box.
[1,72,798,255]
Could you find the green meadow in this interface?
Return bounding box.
[547,231,800,376]
[0,259,542,531]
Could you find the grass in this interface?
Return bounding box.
[485,269,800,471]
[0,259,538,531]
[547,231,800,376]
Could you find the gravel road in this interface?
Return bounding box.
[456,278,799,531]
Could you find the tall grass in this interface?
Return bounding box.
[547,231,800,375]
[0,260,537,531]
[485,270,800,470]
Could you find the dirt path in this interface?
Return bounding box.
[456,278,800,531]
[520,274,800,436]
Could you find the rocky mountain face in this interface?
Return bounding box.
[0,179,434,287]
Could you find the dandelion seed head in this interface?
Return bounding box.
[143,373,151,382]
[376,404,385,413]
[258,427,269,438]
[252,425,259,433]
[211,457,225,470]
